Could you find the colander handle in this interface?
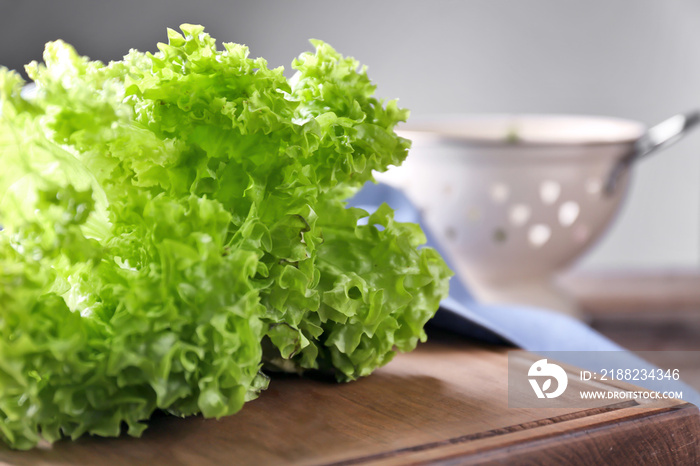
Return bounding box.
[605,110,700,194]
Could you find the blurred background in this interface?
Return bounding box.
[1,0,699,273]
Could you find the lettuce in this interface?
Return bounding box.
[0,25,451,449]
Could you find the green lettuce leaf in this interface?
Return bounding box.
[0,24,451,449]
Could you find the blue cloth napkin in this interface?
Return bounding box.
[349,182,700,406]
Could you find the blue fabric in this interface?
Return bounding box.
[349,182,700,406]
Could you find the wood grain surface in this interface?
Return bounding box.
[1,332,698,465]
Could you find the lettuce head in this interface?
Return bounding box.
[0,24,451,449]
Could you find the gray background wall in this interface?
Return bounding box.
[2,0,699,271]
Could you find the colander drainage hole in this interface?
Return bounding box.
[540,180,561,205]
[493,228,507,243]
[466,207,481,223]
[558,201,580,227]
[528,224,551,248]
[509,204,531,226]
[490,183,510,203]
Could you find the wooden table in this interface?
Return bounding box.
[1,331,698,465]
[561,270,700,390]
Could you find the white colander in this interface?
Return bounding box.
[375,113,699,317]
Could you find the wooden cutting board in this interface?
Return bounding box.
[1,332,698,465]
